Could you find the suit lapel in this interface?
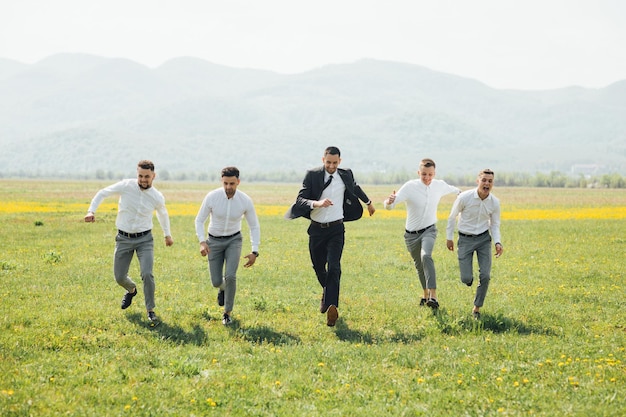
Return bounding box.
[314,169,326,199]
[337,169,352,194]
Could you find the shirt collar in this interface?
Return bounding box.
[473,188,492,201]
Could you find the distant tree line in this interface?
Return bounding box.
[1,169,625,188]
[439,171,626,189]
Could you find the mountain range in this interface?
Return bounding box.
[1,53,624,180]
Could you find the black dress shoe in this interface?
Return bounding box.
[426,298,439,309]
[121,288,137,309]
[419,298,427,306]
[148,311,159,324]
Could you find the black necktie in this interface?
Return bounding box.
[323,175,333,190]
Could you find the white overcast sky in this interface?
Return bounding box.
[1,0,625,90]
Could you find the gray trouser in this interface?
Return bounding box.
[404,225,437,290]
[457,232,492,307]
[207,234,243,313]
[113,232,155,310]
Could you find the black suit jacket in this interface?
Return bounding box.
[288,167,370,222]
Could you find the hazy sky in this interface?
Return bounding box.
[1,0,625,90]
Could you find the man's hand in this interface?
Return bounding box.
[446,239,454,251]
[199,241,210,257]
[84,212,95,222]
[495,243,504,258]
[314,198,334,208]
[165,236,174,247]
[243,253,258,268]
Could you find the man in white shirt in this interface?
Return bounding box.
[84,160,174,324]
[384,158,460,310]
[195,167,261,325]
[446,169,504,319]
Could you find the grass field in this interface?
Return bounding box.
[1,179,625,416]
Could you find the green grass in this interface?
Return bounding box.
[1,181,625,416]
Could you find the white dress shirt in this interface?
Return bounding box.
[310,171,345,223]
[87,179,171,236]
[385,179,460,231]
[446,189,502,244]
[194,188,260,252]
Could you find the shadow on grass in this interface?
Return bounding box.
[478,312,558,335]
[333,319,425,344]
[202,311,301,345]
[433,309,557,336]
[334,319,375,344]
[235,324,301,345]
[126,313,208,345]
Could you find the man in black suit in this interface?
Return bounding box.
[288,146,375,326]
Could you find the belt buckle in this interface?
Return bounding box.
[320,222,330,228]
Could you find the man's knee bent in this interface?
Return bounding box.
[460,274,473,285]
[114,274,128,285]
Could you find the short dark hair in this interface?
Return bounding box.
[420,158,436,169]
[221,166,240,178]
[138,160,155,171]
[324,146,341,157]
[479,168,495,176]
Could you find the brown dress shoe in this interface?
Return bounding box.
[326,305,338,327]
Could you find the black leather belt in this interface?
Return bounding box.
[406,224,434,234]
[458,230,489,238]
[311,219,343,228]
[209,231,241,239]
[118,229,151,238]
